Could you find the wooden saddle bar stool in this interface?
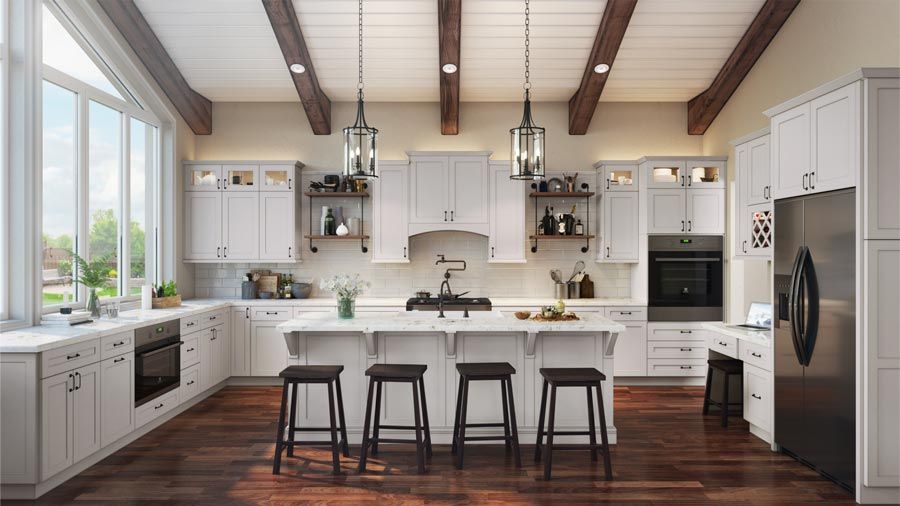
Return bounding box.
[358,364,433,474]
[535,367,613,481]
[451,362,522,469]
[703,359,744,427]
[272,365,349,475]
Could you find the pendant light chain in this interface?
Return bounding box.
[357,0,364,94]
[523,0,530,93]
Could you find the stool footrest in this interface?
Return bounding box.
[463,435,512,442]
[287,426,342,432]
[462,422,506,428]
[369,437,423,445]
[376,424,419,431]
[283,440,345,446]
[546,443,608,451]
[543,430,593,436]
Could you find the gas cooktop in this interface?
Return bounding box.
[405,297,492,312]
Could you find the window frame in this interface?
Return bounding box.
[40,12,160,313]
[0,0,9,321]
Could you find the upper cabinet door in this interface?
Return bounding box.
[685,160,725,189]
[601,192,639,262]
[259,191,295,261]
[259,165,295,192]
[449,156,488,224]
[184,164,222,192]
[184,192,223,260]
[686,188,725,235]
[601,164,638,192]
[746,136,771,206]
[222,164,259,192]
[647,188,687,233]
[810,82,860,194]
[222,193,259,260]
[488,163,526,263]
[372,164,410,263]
[645,160,686,189]
[409,157,449,223]
[771,103,811,200]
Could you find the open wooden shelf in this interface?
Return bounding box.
[303,191,369,198]
[529,235,595,240]
[529,191,595,198]
[304,235,370,240]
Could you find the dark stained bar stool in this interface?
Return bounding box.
[358,364,432,474]
[451,362,521,469]
[272,365,349,475]
[535,367,612,481]
[703,359,744,427]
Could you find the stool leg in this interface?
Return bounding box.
[703,366,713,415]
[411,380,426,474]
[501,378,511,450]
[721,372,730,428]
[543,385,557,481]
[456,378,470,470]
[596,384,613,480]
[371,381,382,455]
[273,378,289,475]
[335,375,350,457]
[534,379,549,463]
[451,376,464,456]
[287,382,298,458]
[418,377,433,458]
[505,377,522,468]
[586,386,598,462]
[358,377,375,473]
[327,381,341,474]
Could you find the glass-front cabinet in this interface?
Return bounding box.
[185,164,223,192]
[685,159,725,189]
[260,165,294,191]
[645,160,686,188]
[223,164,259,191]
[738,203,773,257]
[601,164,638,192]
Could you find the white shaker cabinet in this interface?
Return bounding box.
[371,162,410,263]
[449,156,489,224]
[733,131,773,258]
[222,193,259,260]
[407,152,490,235]
[488,162,526,263]
[612,321,647,377]
[40,362,101,481]
[259,191,297,261]
[647,189,687,234]
[200,324,229,391]
[231,307,252,376]
[741,135,772,206]
[99,353,134,447]
[599,191,639,262]
[686,188,725,234]
[184,192,223,260]
[770,103,811,199]
[250,320,291,376]
[72,364,102,465]
[409,156,448,224]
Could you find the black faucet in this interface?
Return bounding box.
[435,254,467,299]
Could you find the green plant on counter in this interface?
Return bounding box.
[153,280,178,297]
[71,252,113,290]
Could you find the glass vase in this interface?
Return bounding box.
[336,297,355,319]
[87,288,100,318]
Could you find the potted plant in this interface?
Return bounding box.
[152,280,181,308]
[71,252,113,318]
[320,274,370,319]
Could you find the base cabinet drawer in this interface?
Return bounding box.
[743,363,771,431]
[42,339,101,378]
[707,334,738,358]
[739,341,771,372]
[646,323,708,341]
[181,336,200,369]
[648,358,707,376]
[135,389,179,429]
[647,340,706,359]
[604,307,647,321]
[251,308,292,321]
[180,364,201,402]
[100,331,134,360]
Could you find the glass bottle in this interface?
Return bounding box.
[324,208,336,235]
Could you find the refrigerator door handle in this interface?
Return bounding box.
[799,248,820,366]
[788,246,807,366]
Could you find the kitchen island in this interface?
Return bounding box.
[278,311,625,443]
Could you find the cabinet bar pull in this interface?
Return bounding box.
[606,178,610,190]
[680,175,684,187]
[246,308,250,318]
[154,403,164,410]
[687,174,692,186]
[68,373,74,392]
[681,220,685,232]
[66,353,81,360]
[113,341,125,347]
[450,210,454,221]
[750,352,762,358]
[209,315,216,320]
[75,371,82,390]
[809,171,816,189]
[266,311,279,315]
[187,380,195,386]
[114,357,125,363]
[217,247,221,258]
[688,220,692,232]
[751,393,762,400]
[680,348,693,352]
[491,246,495,258]
[223,246,227,258]
[403,246,407,258]
[717,341,727,347]
[444,211,447,221]
[619,311,632,315]
[606,246,610,258]
[679,330,692,334]
[802,173,809,190]
[680,365,692,370]
[743,240,748,253]
[186,348,195,353]
[288,246,292,258]
[186,322,195,327]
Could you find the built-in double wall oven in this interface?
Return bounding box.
[134,319,182,407]
[648,235,724,322]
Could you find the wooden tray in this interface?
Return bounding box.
[530,312,580,322]
[257,275,281,296]
[152,294,182,309]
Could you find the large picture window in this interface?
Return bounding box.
[41,4,159,308]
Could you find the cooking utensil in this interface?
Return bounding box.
[415,290,431,298]
[568,260,585,282]
[550,269,562,283]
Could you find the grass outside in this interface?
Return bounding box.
[42,287,118,306]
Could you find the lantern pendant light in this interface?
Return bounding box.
[510,0,545,181]
[343,0,378,180]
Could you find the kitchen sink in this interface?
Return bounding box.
[398,310,505,320]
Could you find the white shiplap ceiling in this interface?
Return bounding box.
[134,0,765,103]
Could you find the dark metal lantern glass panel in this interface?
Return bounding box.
[510,94,545,180]
[343,93,378,180]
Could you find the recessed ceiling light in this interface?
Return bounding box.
[290,63,306,74]
[442,63,458,74]
[593,63,610,74]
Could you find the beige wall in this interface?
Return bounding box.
[194,101,702,166]
[701,0,900,321]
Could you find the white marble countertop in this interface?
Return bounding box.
[277,311,627,335]
[702,322,772,348]
[1,297,642,353]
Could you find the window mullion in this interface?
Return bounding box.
[120,112,130,297]
[76,89,89,306]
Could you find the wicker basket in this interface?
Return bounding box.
[152,294,182,309]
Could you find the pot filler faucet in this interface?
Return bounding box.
[435,254,467,299]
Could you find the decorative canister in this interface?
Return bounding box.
[241,281,258,299]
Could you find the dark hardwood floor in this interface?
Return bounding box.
[22,386,854,505]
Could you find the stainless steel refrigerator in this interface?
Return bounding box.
[774,188,855,492]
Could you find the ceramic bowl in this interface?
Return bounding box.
[514,311,531,320]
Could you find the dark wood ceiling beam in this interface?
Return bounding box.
[567,0,637,135]
[438,0,461,135]
[262,0,331,135]
[98,0,212,135]
[687,0,800,135]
